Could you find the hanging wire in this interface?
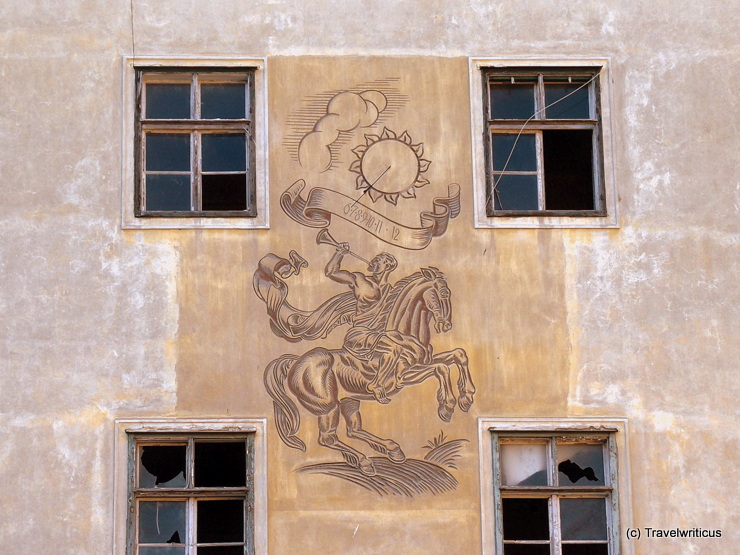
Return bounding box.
[130,0,136,59]
[487,73,598,210]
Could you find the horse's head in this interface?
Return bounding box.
[420,267,452,334]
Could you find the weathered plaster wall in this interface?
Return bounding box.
[0,1,737,554]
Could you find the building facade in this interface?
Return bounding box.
[1,1,737,554]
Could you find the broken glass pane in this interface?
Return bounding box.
[146,175,191,212]
[502,498,549,540]
[194,441,247,486]
[542,129,594,211]
[560,498,608,540]
[202,134,246,172]
[199,548,244,555]
[562,545,608,555]
[138,501,186,544]
[140,548,186,555]
[139,445,187,488]
[504,545,550,555]
[557,442,604,486]
[490,83,536,119]
[202,175,247,211]
[545,83,590,119]
[202,84,246,119]
[146,84,191,119]
[197,499,244,543]
[500,443,548,486]
[492,133,537,172]
[146,134,191,172]
[492,174,539,211]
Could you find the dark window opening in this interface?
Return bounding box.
[484,68,604,216]
[135,69,256,217]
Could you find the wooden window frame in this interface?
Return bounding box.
[494,433,617,554]
[128,434,254,554]
[114,419,268,555]
[469,58,619,229]
[478,418,633,555]
[135,69,257,218]
[483,68,606,217]
[121,57,269,230]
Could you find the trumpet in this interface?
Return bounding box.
[316,229,370,264]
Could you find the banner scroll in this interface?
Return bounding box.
[280,180,460,250]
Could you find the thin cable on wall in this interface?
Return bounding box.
[487,73,598,210]
[130,0,136,59]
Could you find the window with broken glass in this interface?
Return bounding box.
[135,69,256,217]
[128,434,255,555]
[483,68,605,216]
[492,433,619,555]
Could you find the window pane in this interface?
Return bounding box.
[146,175,191,211]
[140,548,186,555]
[542,129,594,211]
[558,443,605,486]
[490,83,535,119]
[202,134,246,172]
[492,174,539,211]
[139,445,187,488]
[504,545,550,555]
[492,133,537,172]
[502,498,549,540]
[202,84,246,119]
[562,545,608,555]
[198,547,245,555]
[500,443,548,486]
[545,83,590,119]
[146,84,191,119]
[146,134,191,171]
[202,175,247,211]
[197,499,244,543]
[560,498,608,541]
[194,441,247,486]
[139,501,186,544]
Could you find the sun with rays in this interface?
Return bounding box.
[349,128,431,205]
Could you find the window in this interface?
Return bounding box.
[484,67,604,216]
[136,69,256,217]
[478,418,629,555]
[114,419,267,555]
[470,59,618,228]
[122,58,268,229]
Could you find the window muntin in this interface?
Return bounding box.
[136,70,256,217]
[129,434,254,555]
[493,433,618,555]
[483,68,605,217]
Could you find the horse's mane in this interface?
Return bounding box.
[377,268,446,337]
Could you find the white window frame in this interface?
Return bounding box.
[478,417,633,555]
[470,58,619,229]
[121,57,269,229]
[113,418,268,555]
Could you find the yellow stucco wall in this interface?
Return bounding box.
[0,1,737,554]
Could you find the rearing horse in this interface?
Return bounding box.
[264,267,475,476]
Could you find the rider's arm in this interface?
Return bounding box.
[325,244,356,286]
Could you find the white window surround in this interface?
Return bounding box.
[121,57,269,229]
[113,418,268,555]
[478,417,633,555]
[469,57,619,229]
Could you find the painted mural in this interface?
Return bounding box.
[254,81,475,496]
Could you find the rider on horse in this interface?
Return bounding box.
[325,243,411,404]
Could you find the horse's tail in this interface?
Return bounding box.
[263,354,306,451]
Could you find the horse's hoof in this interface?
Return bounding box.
[358,458,376,476]
[387,446,406,464]
[438,402,455,422]
[458,394,474,412]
